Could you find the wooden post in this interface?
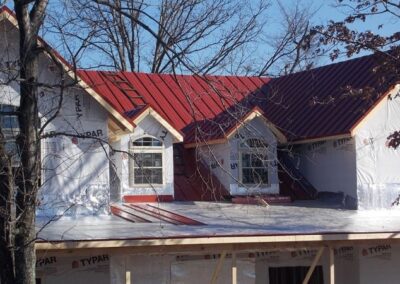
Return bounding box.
[211,251,227,284]
[329,247,335,284]
[126,270,131,284]
[302,247,325,284]
[232,252,237,284]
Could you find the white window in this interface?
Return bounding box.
[0,104,20,166]
[129,136,163,186]
[239,138,269,186]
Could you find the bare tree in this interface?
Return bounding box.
[309,0,400,82]
[0,1,48,283]
[47,0,270,74]
[0,2,98,283]
[258,1,320,76]
[49,0,322,77]
[306,0,400,145]
[0,2,323,283]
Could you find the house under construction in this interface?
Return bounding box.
[1,6,400,284]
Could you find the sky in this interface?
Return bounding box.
[269,0,399,61]
[3,0,399,75]
[314,0,398,35]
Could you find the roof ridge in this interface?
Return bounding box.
[77,69,270,80]
[78,53,378,82]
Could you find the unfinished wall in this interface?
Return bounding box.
[37,244,400,284]
[354,85,400,209]
[117,115,174,198]
[39,86,110,216]
[255,247,359,284]
[111,254,174,283]
[171,257,254,284]
[36,253,110,284]
[291,138,358,206]
[37,42,110,216]
[333,246,360,284]
[108,248,360,284]
[199,116,279,196]
[358,243,398,284]
[110,253,255,284]
[0,19,111,216]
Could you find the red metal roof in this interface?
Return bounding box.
[78,54,393,143]
[1,6,394,143]
[77,70,269,143]
[262,54,394,141]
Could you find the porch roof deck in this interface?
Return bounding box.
[36,201,400,248]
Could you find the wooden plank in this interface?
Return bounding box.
[131,107,184,142]
[232,252,237,284]
[329,246,335,284]
[225,108,287,144]
[210,251,227,284]
[36,233,400,251]
[302,247,324,284]
[145,204,205,225]
[125,270,131,284]
[0,8,19,27]
[77,78,135,132]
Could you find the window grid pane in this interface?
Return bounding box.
[240,138,268,149]
[132,137,162,147]
[241,151,269,185]
[132,152,163,185]
[242,167,268,184]
[134,168,162,184]
[134,153,162,167]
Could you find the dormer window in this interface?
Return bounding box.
[239,138,269,186]
[129,137,163,186]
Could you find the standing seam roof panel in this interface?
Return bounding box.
[77,53,394,143]
[133,73,188,128]
[154,74,195,121]
[143,73,190,127]
[100,72,138,113]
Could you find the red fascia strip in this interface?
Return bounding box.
[123,195,173,203]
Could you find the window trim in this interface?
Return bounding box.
[129,136,165,187]
[238,137,270,187]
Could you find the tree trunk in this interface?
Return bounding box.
[14,34,40,284]
[0,2,48,284]
[0,162,16,284]
[13,2,46,282]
